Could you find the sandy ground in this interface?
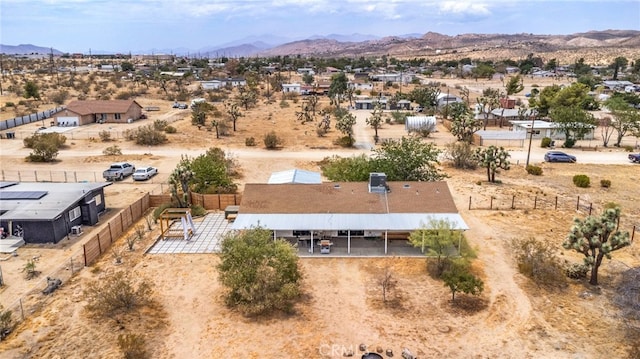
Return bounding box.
[1,75,640,358]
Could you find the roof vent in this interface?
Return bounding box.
[333,184,341,189]
[403,184,410,188]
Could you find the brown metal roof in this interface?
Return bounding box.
[240,181,459,214]
[65,100,142,116]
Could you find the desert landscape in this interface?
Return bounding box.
[0,53,639,359]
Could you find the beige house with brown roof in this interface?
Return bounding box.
[53,100,143,126]
[232,174,468,254]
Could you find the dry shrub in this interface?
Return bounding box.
[118,333,148,359]
[511,237,566,287]
[84,272,153,318]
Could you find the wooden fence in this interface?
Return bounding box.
[83,193,150,266]
[149,192,241,210]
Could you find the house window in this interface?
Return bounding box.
[69,206,81,221]
[292,230,311,236]
[94,194,102,206]
[100,114,107,121]
[338,230,364,236]
[115,114,121,120]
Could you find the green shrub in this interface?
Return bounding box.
[540,137,552,148]
[245,137,256,146]
[4,102,15,107]
[573,174,590,188]
[132,125,167,146]
[153,120,168,131]
[563,138,576,148]
[0,305,15,341]
[334,136,355,148]
[190,204,207,217]
[600,179,611,188]
[153,202,178,221]
[103,145,122,156]
[526,165,543,176]
[512,237,566,287]
[565,263,589,279]
[623,145,634,152]
[263,131,283,149]
[164,125,177,134]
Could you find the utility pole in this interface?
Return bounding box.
[525,108,538,167]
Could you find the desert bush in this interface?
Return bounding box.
[153,202,177,222]
[103,145,122,156]
[245,137,256,146]
[153,120,168,131]
[623,145,634,152]
[526,165,543,176]
[132,125,167,146]
[164,125,177,133]
[4,102,15,107]
[444,141,477,169]
[0,305,14,341]
[263,131,283,149]
[512,237,566,287]
[99,130,112,142]
[390,111,408,124]
[23,132,66,149]
[565,262,589,279]
[563,138,576,148]
[115,91,134,100]
[279,99,290,108]
[601,179,612,188]
[118,333,148,359]
[540,137,552,148]
[573,174,590,188]
[50,90,70,105]
[190,204,207,217]
[410,123,436,138]
[84,271,153,318]
[334,136,355,148]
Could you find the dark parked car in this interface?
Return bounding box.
[544,151,576,163]
[172,102,188,109]
[629,153,640,163]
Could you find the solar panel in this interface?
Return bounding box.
[0,191,48,200]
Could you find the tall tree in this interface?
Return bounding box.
[476,88,500,130]
[328,72,348,109]
[372,137,444,181]
[611,56,628,80]
[448,102,483,143]
[605,97,640,147]
[441,260,484,303]
[218,226,301,316]
[23,80,40,100]
[550,106,596,147]
[474,146,510,183]
[409,218,459,275]
[366,103,384,143]
[168,155,194,207]
[335,112,356,141]
[505,75,524,97]
[225,102,243,132]
[563,207,631,285]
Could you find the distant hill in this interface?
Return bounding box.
[0,44,63,55]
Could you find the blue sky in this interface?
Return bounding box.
[1,0,639,54]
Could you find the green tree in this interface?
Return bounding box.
[218,226,301,316]
[611,56,628,80]
[573,58,592,76]
[552,83,591,109]
[302,73,314,85]
[168,155,194,207]
[366,103,384,143]
[328,72,348,108]
[23,80,40,100]
[605,97,640,147]
[120,61,135,72]
[373,137,444,181]
[474,146,510,183]
[409,86,440,112]
[563,207,631,285]
[471,63,496,80]
[505,75,524,97]
[190,148,237,194]
[476,88,500,130]
[544,58,558,71]
[225,102,243,132]
[191,101,213,127]
[236,87,258,110]
[24,133,67,162]
[335,112,356,140]
[549,106,596,147]
[441,260,484,303]
[409,218,459,274]
[529,84,561,117]
[319,154,373,182]
[448,103,483,143]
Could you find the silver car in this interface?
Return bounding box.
[132,166,158,181]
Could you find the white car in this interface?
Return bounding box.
[132,166,158,181]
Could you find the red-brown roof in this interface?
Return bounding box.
[65,100,142,116]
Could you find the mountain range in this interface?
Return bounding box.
[2,30,639,60]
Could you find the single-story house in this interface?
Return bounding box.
[510,120,595,140]
[348,80,373,91]
[354,97,388,110]
[436,93,463,109]
[231,174,468,254]
[282,83,302,93]
[0,181,111,244]
[297,68,315,75]
[201,80,223,90]
[53,100,144,126]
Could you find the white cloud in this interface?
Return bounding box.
[438,1,491,16]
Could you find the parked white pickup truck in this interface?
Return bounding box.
[103,162,135,181]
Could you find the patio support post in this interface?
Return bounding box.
[273,230,276,241]
[311,231,314,254]
[384,231,388,254]
[348,230,351,254]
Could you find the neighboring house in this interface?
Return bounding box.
[436,93,463,108]
[0,181,110,244]
[221,78,247,87]
[53,100,143,126]
[297,67,315,75]
[370,73,403,83]
[354,97,388,110]
[531,70,555,78]
[510,120,595,140]
[348,80,373,91]
[200,78,247,90]
[201,80,223,90]
[232,174,468,254]
[282,83,302,93]
[603,80,635,92]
